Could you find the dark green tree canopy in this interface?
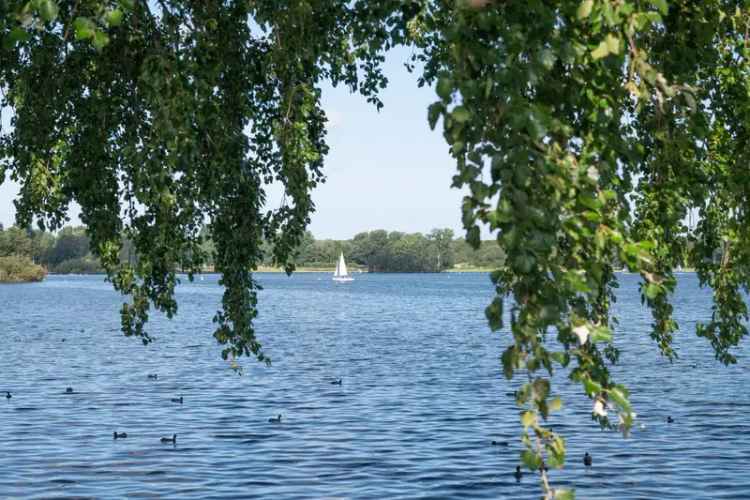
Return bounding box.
[2,1,749,497]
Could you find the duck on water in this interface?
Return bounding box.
[161,434,177,444]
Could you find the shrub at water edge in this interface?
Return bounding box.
[0,255,46,283]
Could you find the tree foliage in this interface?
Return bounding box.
[2,1,750,497]
[348,228,457,272]
[411,1,750,495]
[0,0,402,361]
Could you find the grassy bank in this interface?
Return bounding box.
[253,266,360,273]
[445,267,495,273]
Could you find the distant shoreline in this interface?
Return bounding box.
[40,268,701,277]
[44,267,494,276]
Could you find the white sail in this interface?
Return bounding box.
[338,253,349,276]
[333,252,353,282]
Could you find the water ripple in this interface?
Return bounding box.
[0,273,748,498]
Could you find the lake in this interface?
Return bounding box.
[0,273,748,499]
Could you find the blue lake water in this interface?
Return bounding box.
[0,272,748,499]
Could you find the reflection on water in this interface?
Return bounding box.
[0,273,748,498]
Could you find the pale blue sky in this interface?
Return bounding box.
[0,47,470,240]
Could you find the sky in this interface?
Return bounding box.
[0,47,472,240]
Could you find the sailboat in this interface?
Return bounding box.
[332,252,354,282]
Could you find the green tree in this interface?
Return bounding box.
[0,226,32,257]
[428,228,454,271]
[29,229,55,265]
[3,1,750,497]
[351,230,391,272]
[48,226,91,266]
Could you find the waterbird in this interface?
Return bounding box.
[113,432,127,439]
[583,452,592,467]
[65,387,74,394]
[160,434,177,444]
[491,440,508,446]
[514,465,522,481]
[171,396,183,404]
[331,378,342,385]
[147,374,158,380]
[5,392,11,399]
[268,414,282,423]
[61,338,66,342]
[667,416,674,423]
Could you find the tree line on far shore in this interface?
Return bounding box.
[4,222,707,280]
[0,224,506,280]
[284,229,506,272]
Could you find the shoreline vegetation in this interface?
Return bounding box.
[0,255,46,283]
[1,225,507,283]
[0,225,699,283]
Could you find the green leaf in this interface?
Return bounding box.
[521,410,536,428]
[649,0,669,15]
[38,0,59,22]
[501,346,518,379]
[577,0,594,20]
[6,27,31,46]
[106,9,124,27]
[644,283,661,300]
[551,351,570,367]
[452,105,471,123]
[549,397,562,411]
[73,17,96,40]
[532,378,550,400]
[466,225,480,248]
[92,31,110,50]
[489,269,502,284]
[583,378,602,395]
[539,48,556,70]
[521,450,541,470]
[555,489,576,500]
[605,34,620,55]
[608,388,631,411]
[591,40,610,60]
[485,296,504,331]
[590,325,613,343]
[547,453,564,469]
[427,102,444,130]
[436,76,453,100]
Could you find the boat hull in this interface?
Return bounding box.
[332,277,354,282]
